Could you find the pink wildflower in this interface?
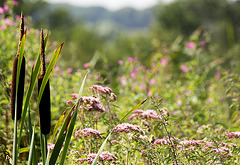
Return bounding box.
[75,128,103,139]
[200,41,206,46]
[67,68,72,73]
[89,85,112,95]
[1,24,6,31]
[47,143,55,151]
[127,57,133,62]
[66,100,73,105]
[119,77,127,87]
[151,62,156,67]
[12,0,19,6]
[118,60,123,65]
[54,66,60,71]
[185,42,196,50]
[15,15,20,20]
[149,79,156,85]
[99,151,118,161]
[207,97,213,102]
[3,2,8,12]
[141,150,147,156]
[139,84,145,89]
[177,100,182,106]
[80,96,105,112]
[111,140,119,144]
[180,65,188,73]
[77,69,81,73]
[71,94,78,100]
[114,123,143,134]
[0,7,4,14]
[226,132,240,139]
[142,66,146,70]
[83,63,88,68]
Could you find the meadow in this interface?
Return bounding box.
[0,1,240,165]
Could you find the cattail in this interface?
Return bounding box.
[10,12,25,120]
[38,29,51,135]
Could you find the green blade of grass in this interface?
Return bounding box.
[91,98,147,165]
[27,123,36,165]
[51,109,68,142]
[13,33,26,165]
[18,34,49,148]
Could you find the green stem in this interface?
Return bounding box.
[12,103,18,165]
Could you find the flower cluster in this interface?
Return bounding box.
[128,109,161,120]
[114,123,143,134]
[75,151,118,164]
[89,85,117,101]
[75,128,103,139]
[179,139,205,147]
[80,96,105,112]
[226,132,240,139]
[154,137,180,146]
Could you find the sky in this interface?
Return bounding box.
[46,0,172,11]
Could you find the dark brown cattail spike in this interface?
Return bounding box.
[38,29,51,135]
[10,12,26,120]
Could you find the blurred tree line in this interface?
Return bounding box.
[6,0,240,71]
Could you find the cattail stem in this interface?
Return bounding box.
[38,29,51,135]
[10,12,25,120]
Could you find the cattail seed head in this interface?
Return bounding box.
[10,12,25,120]
[38,75,51,135]
[10,55,25,120]
[38,29,51,135]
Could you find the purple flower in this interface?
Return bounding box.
[180,65,188,73]
[67,68,72,73]
[185,42,196,50]
[114,123,143,134]
[75,128,103,139]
